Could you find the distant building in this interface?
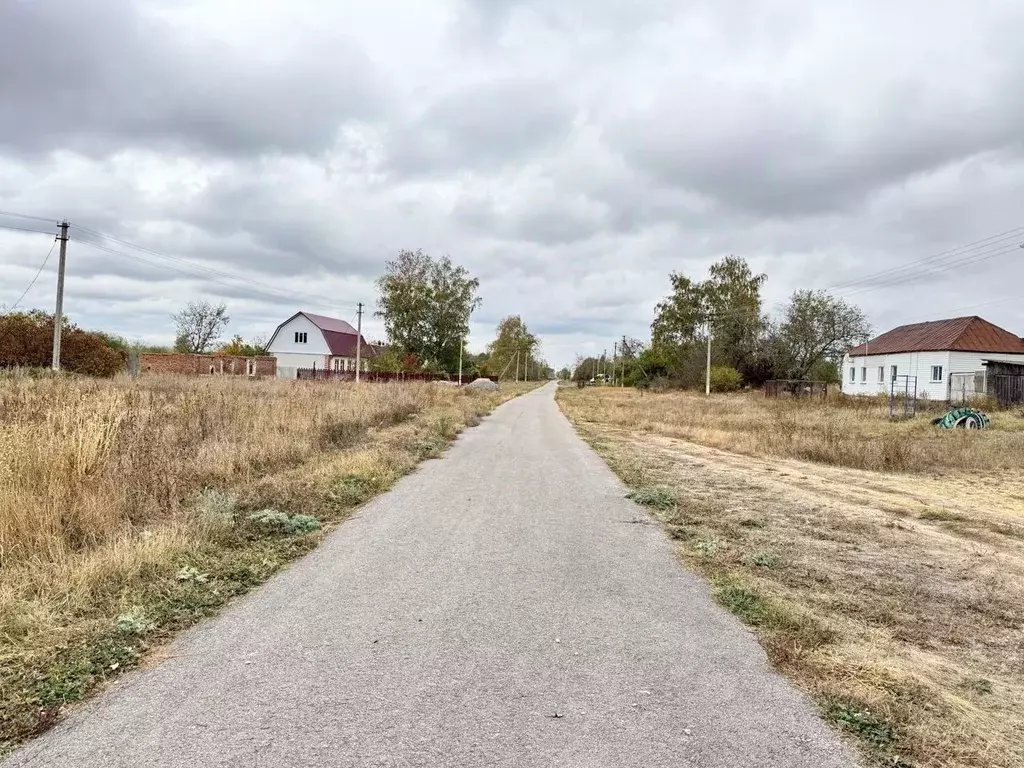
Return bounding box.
[841,316,1024,399]
[266,312,377,379]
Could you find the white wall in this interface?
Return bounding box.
[267,314,330,356]
[841,351,950,398]
[273,353,328,379]
[949,351,1024,372]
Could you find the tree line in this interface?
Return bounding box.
[1,248,548,380]
[577,255,870,390]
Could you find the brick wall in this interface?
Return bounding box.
[138,353,277,378]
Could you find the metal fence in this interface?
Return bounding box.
[295,369,499,384]
[764,380,829,399]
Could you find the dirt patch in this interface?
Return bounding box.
[560,389,1024,768]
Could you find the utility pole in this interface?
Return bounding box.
[621,335,628,387]
[613,341,617,385]
[355,302,363,382]
[51,221,69,371]
[705,321,713,396]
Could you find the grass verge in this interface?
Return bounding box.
[558,386,1024,768]
[0,375,536,754]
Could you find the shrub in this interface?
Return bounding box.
[0,310,125,376]
[114,607,155,636]
[245,509,321,536]
[709,365,742,393]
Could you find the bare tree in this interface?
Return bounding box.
[172,301,230,353]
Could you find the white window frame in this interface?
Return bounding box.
[877,366,885,383]
[849,367,856,383]
[860,367,867,382]
[890,365,898,381]
[931,365,943,383]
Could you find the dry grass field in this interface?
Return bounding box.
[558,386,1024,768]
[0,374,531,752]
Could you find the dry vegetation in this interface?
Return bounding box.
[559,386,1024,768]
[0,374,530,752]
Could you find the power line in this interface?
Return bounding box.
[0,209,59,224]
[0,222,56,236]
[75,239,360,312]
[68,224,361,310]
[836,240,1023,300]
[9,238,58,311]
[823,225,1024,292]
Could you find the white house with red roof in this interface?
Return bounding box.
[841,316,1024,399]
[266,312,377,379]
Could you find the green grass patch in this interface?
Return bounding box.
[711,574,836,657]
[626,486,675,510]
[917,509,970,522]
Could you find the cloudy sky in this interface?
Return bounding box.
[2,0,1024,367]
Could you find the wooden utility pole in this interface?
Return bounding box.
[355,302,363,382]
[51,221,69,371]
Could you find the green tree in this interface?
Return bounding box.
[557,367,571,381]
[486,315,539,380]
[650,256,766,386]
[172,301,229,353]
[217,334,269,357]
[770,290,870,379]
[375,250,481,372]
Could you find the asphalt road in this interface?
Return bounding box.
[5,383,856,767]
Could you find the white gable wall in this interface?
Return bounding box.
[267,314,331,378]
[841,351,951,399]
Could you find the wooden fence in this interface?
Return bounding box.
[992,374,1024,407]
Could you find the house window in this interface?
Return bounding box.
[890,365,898,380]
[931,366,943,382]
[860,367,867,382]
[877,366,885,383]
[294,332,308,344]
[333,358,341,371]
[849,367,856,383]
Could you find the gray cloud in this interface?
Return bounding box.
[386,78,575,175]
[0,0,388,158]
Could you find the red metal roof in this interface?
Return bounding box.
[322,330,377,358]
[302,312,358,335]
[848,316,1024,356]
